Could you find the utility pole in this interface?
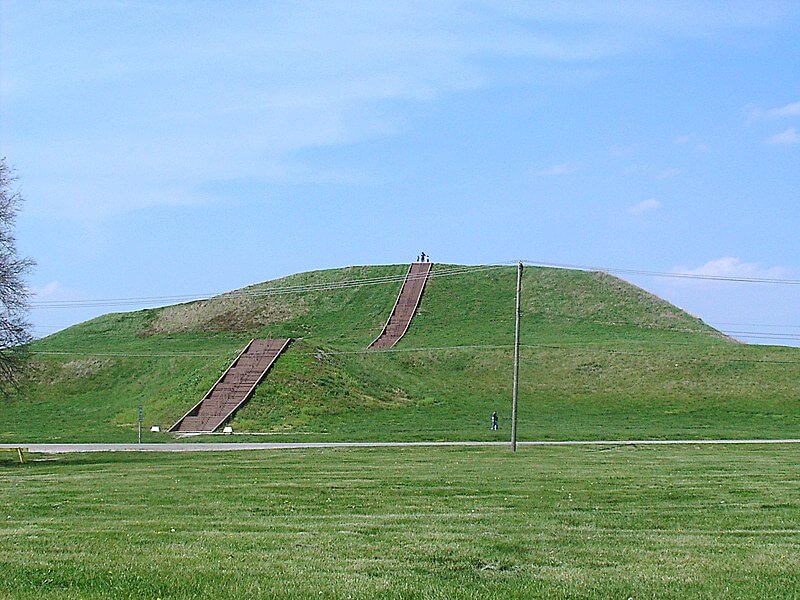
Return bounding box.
[511,261,522,452]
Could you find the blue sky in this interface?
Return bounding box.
[2,1,799,345]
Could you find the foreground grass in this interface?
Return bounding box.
[1,446,798,598]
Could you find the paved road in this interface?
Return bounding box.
[3,439,800,454]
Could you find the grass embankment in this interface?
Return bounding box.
[3,264,799,442]
[1,446,798,598]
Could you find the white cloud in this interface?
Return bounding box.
[535,163,576,176]
[5,2,797,219]
[672,135,706,152]
[609,142,643,156]
[496,2,792,34]
[650,260,800,346]
[748,100,800,121]
[656,168,683,179]
[671,257,791,286]
[765,127,800,145]
[34,281,61,299]
[628,198,661,214]
[769,101,800,118]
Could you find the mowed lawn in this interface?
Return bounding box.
[1,446,799,599]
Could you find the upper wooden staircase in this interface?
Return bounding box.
[369,262,432,349]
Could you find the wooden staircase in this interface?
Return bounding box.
[369,262,432,349]
[170,338,290,432]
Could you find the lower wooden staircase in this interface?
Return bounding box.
[170,338,290,433]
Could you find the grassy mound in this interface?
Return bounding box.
[2,264,798,442]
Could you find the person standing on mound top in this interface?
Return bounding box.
[491,411,498,431]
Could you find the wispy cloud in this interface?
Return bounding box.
[5,2,797,219]
[656,168,683,179]
[747,100,800,121]
[33,281,62,299]
[769,101,800,118]
[765,127,800,145]
[497,2,793,34]
[535,162,576,176]
[673,134,707,152]
[609,142,643,156]
[671,257,790,286]
[628,198,661,214]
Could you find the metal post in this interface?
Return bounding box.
[138,405,143,444]
[511,261,522,452]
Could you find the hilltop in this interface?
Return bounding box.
[2,264,798,442]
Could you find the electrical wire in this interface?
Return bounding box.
[30,264,504,310]
[33,311,795,341]
[34,311,788,335]
[518,259,800,285]
[709,321,800,329]
[31,350,228,358]
[30,258,800,312]
[29,342,800,364]
[30,311,800,349]
[26,260,800,353]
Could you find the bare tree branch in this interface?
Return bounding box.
[0,158,35,391]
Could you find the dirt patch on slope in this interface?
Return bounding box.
[144,292,308,335]
[47,358,111,383]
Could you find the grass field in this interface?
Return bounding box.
[1,445,798,598]
[2,264,799,443]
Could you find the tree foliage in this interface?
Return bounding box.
[0,158,35,387]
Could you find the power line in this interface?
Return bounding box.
[725,332,800,341]
[30,311,800,348]
[710,321,800,329]
[30,259,800,309]
[31,304,800,344]
[26,260,800,352]
[31,350,229,358]
[32,311,800,340]
[30,264,504,310]
[29,342,800,364]
[519,260,800,285]
[30,258,800,312]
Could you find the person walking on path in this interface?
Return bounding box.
[491,411,498,430]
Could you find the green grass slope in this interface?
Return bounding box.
[2,264,799,442]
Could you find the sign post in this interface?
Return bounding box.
[138,405,143,444]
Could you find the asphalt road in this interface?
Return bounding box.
[3,439,800,453]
